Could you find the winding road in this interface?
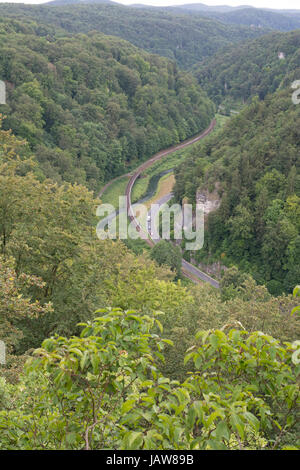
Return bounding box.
[146,193,220,288]
[99,119,220,288]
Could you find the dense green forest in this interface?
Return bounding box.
[0,4,299,451]
[166,5,300,31]
[0,3,267,68]
[196,30,300,106]
[0,18,214,189]
[0,126,299,449]
[211,7,300,31]
[174,87,300,294]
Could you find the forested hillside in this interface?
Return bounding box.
[167,5,300,31]
[174,88,300,294]
[0,18,214,189]
[196,30,300,105]
[0,125,299,449]
[214,8,300,31]
[196,30,300,104]
[0,3,267,68]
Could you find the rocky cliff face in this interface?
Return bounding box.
[196,183,221,216]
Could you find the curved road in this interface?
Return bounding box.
[146,192,220,287]
[124,119,220,288]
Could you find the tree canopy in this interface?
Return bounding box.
[174,88,300,293]
[0,3,267,69]
[0,19,214,191]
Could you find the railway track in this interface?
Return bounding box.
[124,119,220,288]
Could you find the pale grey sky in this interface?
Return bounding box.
[0,0,299,10]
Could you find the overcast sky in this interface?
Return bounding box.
[0,0,299,10]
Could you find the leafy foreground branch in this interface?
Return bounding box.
[0,308,299,450]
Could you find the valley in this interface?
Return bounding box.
[0,0,299,451]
